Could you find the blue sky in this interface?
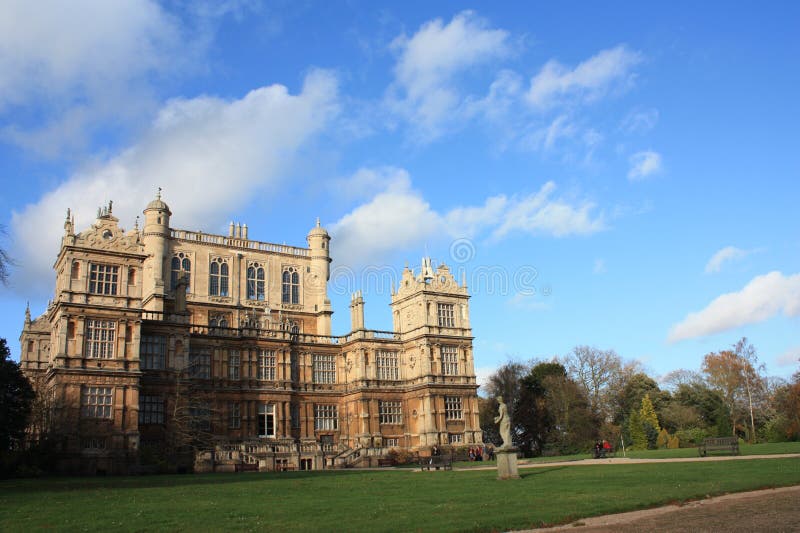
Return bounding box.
[1,1,798,383]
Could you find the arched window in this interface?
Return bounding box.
[282,267,299,304]
[247,263,265,300]
[209,257,228,296]
[171,253,191,292]
[71,261,80,280]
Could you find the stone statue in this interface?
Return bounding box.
[494,396,512,449]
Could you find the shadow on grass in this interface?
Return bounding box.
[0,468,398,494]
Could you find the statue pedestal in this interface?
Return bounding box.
[495,448,520,480]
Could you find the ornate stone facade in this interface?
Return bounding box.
[20,193,481,474]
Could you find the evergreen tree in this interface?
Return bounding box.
[639,394,661,449]
[0,339,35,451]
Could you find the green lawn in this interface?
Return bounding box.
[2,456,799,532]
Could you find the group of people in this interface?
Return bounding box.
[593,439,613,458]
[467,446,487,461]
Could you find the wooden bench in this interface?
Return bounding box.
[593,446,615,459]
[699,437,739,457]
[419,455,452,471]
[377,458,394,467]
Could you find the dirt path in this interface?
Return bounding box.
[504,454,800,532]
[516,485,800,532]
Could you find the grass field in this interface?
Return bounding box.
[2,453,799,532]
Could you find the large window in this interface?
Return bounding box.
[89,263,118,295]
[444,396,463,420]
[281,266,299,304]
[170,253,191,292]
[85,319,116,359]
[247,262,266,301]
[377,351,399,380]
[448,433,463,444]
[228,350,240,380]
[81,386,113,418]
[189,348,211,379]
[314,404,338,430]
[379,401,402,425]
[258,404,275,437]
[437,303,455,327]
[441,345,459,376]
[229,401,241,429]
[140,335,166,369]
[258,350,276,380]
[190,402,211,431]
[139,395,164,424]
[209,257,229,297]
[312,354,336,384]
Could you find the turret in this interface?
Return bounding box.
[307,218,332,335]
[142,188,171,311]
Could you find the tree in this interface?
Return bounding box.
[0,339,35,451]
[563,346,622,421]
[733,338,765,442]
[482,362,527,448]
[702,340,765,442]
[639,394,660,448]
[0,224,13,286]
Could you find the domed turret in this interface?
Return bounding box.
[142,188,171,310]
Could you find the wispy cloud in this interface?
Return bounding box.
[10,70,339,294]
[705,246,753,274]
[668,271,800,342]
[627,150,662,180]
[620,108,659,134]
[330,172,605,267]
[526,45,643,111]
[387,10,510,141]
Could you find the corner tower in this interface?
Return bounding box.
[307,218,333,335]
[142,189,171,311]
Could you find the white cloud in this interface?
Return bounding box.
[330,173,605,266]
[526,45,642,110]
[621,108,659,134]
[491,181,605,239]
[0,0,191,155]
[10,70,339,293]
[668,271,800,342]
[704,246,751,274]
[776,346,800,368]
[329,175,443,266]
[388,10,510,141]
[627,150,662,180]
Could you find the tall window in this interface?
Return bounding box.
[379,401,402,424]
[85,319,116,359]
[140,335,166,369]
[314,404,338,430]
[81,386,113,418]
[228,350,240,380]
[437,303,455,327]
[448,433,463,444]
[190,402,211,431]
[282,266,299,304]
[441,345,459,376]
[171,253,191,292]
[139,395,164,424]
[312,354,336,384]
[258,404,275,437]
[247,263,265,300]
[209,257,229,297]
[444,396,463,420]
[189,348,211,379]
[258,350,276,380]
[229,401,241,429]
[377,351,399,380]
[89,264,118,295]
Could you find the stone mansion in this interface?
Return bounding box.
[19,193,481,474]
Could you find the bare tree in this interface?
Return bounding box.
[734,337,765,443]
[563,346,622,421]
[0,224,13,286]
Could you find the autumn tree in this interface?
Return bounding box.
[639,394,660,448]
[702,339,764,442]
